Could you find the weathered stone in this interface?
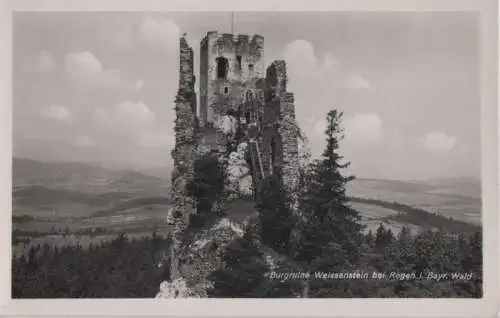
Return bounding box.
[155,278,200,298]
[165,31,302,295]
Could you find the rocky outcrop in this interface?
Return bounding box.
[227,142,253,198]
[157,217,244,298]
[155,278,199,298]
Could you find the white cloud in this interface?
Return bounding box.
[137,16,180,51]
[41,104,71,121]
[419,131,457,154]
[283,40,318,80]
[93,100,155,135]
[283,39,369,91]
[135,79,144,90]
[74,134,95,147]
[313,118,327,137]
[344,113,384,145]
[346,73,371,89]
[65,51,120,88]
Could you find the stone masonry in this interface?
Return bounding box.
[169,32,300,287]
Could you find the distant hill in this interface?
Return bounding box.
[13,158,170,197]
[346,177,481,225]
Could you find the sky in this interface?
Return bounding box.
[12,11,480,180]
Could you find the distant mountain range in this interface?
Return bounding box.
[13,158,170,197]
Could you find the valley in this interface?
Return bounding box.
[12,158,482,255]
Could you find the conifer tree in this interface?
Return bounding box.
[293,109,363,280]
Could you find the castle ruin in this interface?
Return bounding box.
[169,31,300,283]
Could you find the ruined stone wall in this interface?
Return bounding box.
[170,37,197,280]
[266,60,287,95]
[199,38,209,127]
[278,92,300,195]
[167,33,302,294]
[199,31,265,126]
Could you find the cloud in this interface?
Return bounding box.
[93,100,155,135]
[137,16,180,51]
[346,73,371,89]
[104,16,181,53]
[74,134,95,147]
[41,104,71,121]
[283,39,370,91]
[419,131,457,154]
[344,113,384,145]
[283,40,318,80]
[135,79,144,90]
[65,51,120,88]
[312,118,327,137]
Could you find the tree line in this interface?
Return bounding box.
[12,233,171,298]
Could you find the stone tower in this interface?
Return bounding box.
[169,32,300,282]
[196,31,299,196]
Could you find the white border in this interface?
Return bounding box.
[1,0,498,317]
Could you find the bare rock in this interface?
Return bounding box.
[155,278,200,298]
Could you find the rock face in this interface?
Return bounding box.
[157,217,244,298]
[155,278,199,298]
[227,142,253,197]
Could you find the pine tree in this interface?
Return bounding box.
[375,223,388,251]
[292,110,362,296]
[365,230,374,247]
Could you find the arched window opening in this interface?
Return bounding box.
[224,87,229,95]
[248,64,254,77]
[216,57,229,79]
[245,111,251,124]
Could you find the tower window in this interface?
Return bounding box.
[248,64,254,77]
[236,56,242,70]
[216,57,229,79]
[224,87,229,95]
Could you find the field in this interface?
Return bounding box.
[346,178,481,227]
[12,158,482,254]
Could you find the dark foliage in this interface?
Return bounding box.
[257,176,296,255]
[294,110,362,268]
[207,229,269,297]
[12,234,171,298]
[186,153,227,228]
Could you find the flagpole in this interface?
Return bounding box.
[231,12,234,34]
